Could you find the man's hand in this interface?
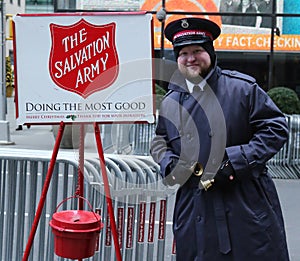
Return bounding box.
[214,159,236,186]
[164,158,200,186]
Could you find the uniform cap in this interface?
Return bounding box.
[165,18,221,48]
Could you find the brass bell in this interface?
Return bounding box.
[192,162,203,176]
[200,179,214,191]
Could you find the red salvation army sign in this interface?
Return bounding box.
[13,12,154,124]
[49,19,119,98]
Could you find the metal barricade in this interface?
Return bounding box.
[0,148,176,261]
[98,123,156,156]
[267,114,300,179]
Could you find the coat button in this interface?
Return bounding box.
[208,131,214,137]
[186,133,193,141]
[196,216,202,222]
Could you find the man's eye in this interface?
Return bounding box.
[194,49,202,55]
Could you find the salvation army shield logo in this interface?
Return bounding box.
[49,19,119,98]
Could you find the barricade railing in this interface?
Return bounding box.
[99,123,156,156]
[267,114,300,179]
[0,148,177,261]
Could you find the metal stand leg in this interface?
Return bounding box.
[22,122,65,261]
[94,122,122,261]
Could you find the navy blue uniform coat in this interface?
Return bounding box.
[151,65,290,261]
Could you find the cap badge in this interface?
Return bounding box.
[181,19,189,29]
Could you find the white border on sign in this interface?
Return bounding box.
[13,12,155,125]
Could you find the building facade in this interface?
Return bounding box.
[9,0,300,91]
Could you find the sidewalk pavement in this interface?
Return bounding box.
[275,179,300,261]
[2,97,300,260]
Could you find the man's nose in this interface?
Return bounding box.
[187,53,196,61]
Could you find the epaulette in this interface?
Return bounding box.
[221,70,256,83]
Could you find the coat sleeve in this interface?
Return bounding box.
[226,84,289,178]
[150,113,179,178]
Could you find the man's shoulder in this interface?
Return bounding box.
[165,90,174,96]
[162,90,175,99]
[221,69,256,83]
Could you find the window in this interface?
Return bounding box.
[26,0,53,5]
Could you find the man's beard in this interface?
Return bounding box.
[183,65,211,83]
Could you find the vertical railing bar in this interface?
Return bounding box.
[14,160,24,260]
[26,161,38,261]
[0,159,7,259]
[16,160,27,260]
[62,162,69,210]
[48,163,59,261]
[38,161,48,261]
[6,160,17,260]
